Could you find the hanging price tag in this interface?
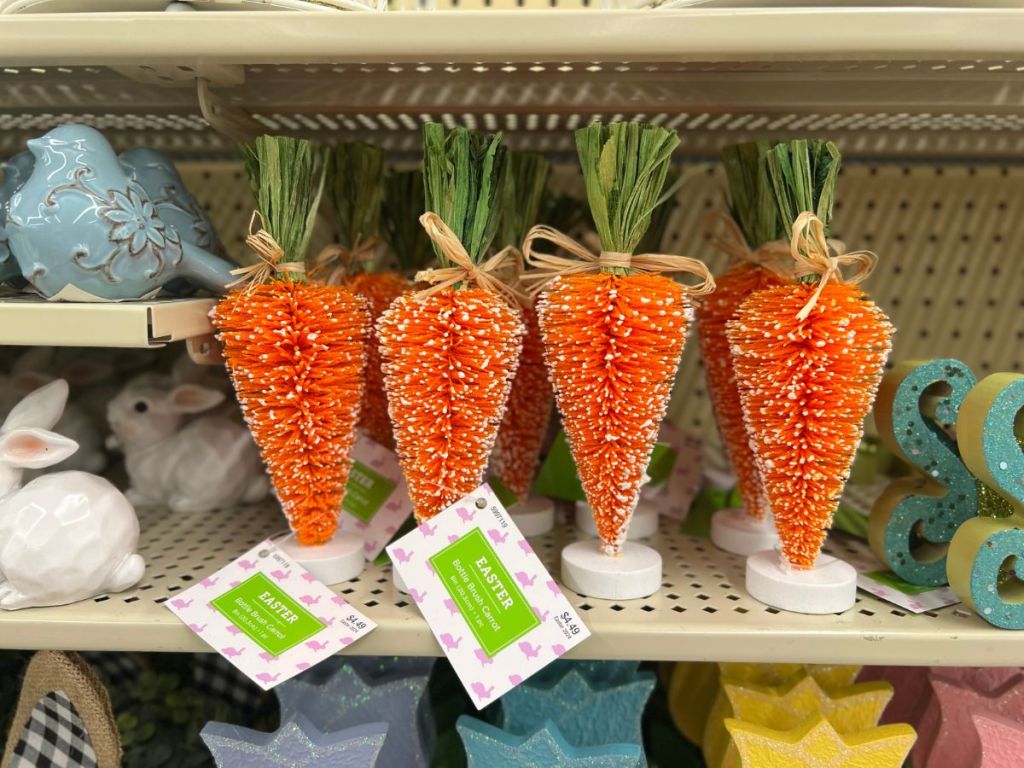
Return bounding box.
[342,435,414,561]
[387,485,590,709]
[857,569,960,614]
[167,540,377,690]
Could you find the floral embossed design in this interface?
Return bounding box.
[97,187,167,257]
[47,168,183,283]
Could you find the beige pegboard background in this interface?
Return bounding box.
[180,160,1024,446]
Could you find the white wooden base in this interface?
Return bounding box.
[711,507,780,556]
[560,540,662,600]
[745,549,857,615]
[509,496,556,537]
[575,498,658,540]
[273,531,365,586]
[393,567,409,595]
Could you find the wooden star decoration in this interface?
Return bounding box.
[667,662,719,746]
[275,660,431,768]
[726,713,916,768]
[706,669,886,768]
[457,716,642,768]
[201,716,387,768]
[914,672,1024,768]
[972,711,1024,768]
[498,668,655,748]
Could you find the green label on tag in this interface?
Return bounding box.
[343,461,396,523]
[429,528,540,658]
[863,570,936,596]
[532,431,678,501]
[210,573,325,656]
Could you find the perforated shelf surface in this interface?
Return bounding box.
[0,499,1012,665]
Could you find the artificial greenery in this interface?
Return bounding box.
[422,123,507,266]
[721,141,782,248]
[329,141,386,251]
[498,150,550,248]
[241,135,327,265]
[765,139,841,235]
[539,189,589,235]
[574,121,680,257]
[636,170,680,254]
[383,167,433,273]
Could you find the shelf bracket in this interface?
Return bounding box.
[197,77,262,145]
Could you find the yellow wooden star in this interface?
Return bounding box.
[703,665,866,767]
[726,713,916,768]
[667,662,720,746]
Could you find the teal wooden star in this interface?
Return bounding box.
[499,668,655,747]
[275,661,431,767]
[201,716,386,768]
[531,660,642,687]
[457,717,642,768]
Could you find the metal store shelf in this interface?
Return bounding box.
[0,499,1009,665]
[0,295,215,348]
[3,10,1024,157]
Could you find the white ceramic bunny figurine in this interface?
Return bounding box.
[0,379,145,610]
[108,379,269,512]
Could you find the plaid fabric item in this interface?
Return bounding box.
[11,689,98,768]
[80,652,141,689]
[193,653,263,714]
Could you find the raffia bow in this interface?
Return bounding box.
[225,211,305,292]
[521,224,716,297]
[413,212,527,305]
[703,209,793,276]
[788,211,877,321]
[309,235,380,284]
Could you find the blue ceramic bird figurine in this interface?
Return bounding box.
[120,147,225,256]
[7,124,235,300]
[0,151,34,285]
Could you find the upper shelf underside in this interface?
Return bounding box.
[2,10,1024,158]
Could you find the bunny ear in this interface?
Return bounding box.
[166,384,224,415]
[63,359,113,387]
[2,379,69,432]
[0,427,78,469]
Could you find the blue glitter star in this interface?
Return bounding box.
[499,668,654,748]
[458,717,642,768]
[201,715,386,768]
[275,660,432,767]
[530,660,642,687]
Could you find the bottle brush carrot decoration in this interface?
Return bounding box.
[377,124,523,522]
[727,139,894,577]
[524,122,715,558]
[489,150,553,501]
[314,141,407,451]
[699,142,788,550]
[383,167,434,280]
[212,136,369,547]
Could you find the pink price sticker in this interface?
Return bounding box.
[166,540,376,690]
[342,435,414,561]
[387,485,590,709]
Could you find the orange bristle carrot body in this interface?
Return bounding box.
[697,262,783,520]
[491,304,553,499]
[320,141,408,451]
[727,281,892,568]
[378,287,522,520]
[378,124,521,522]
[726,139,893,569]
[538,272,692,549]
[526,121,712,555]
[214,280,369,546]
[342,271,409,450]
[490,150,552,500]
